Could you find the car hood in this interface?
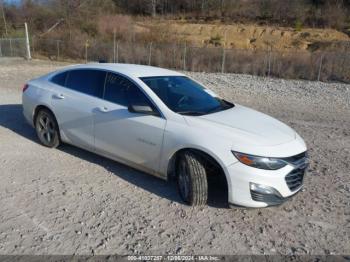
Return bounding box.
[184,104,297,147]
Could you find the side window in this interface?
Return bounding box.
[65,69,106,97]
[51,71,68,86]
[103,73,135,106]
[127,82,155,109]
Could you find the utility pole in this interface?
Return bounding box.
[24,22,31,60]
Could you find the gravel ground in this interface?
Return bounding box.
[0,58,349,255]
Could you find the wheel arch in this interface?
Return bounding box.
[168,147,228,185]
[33,104,57,126]
[33,105,62,142]
[167,147,230,204]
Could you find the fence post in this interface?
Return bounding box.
[24,22,31,60]
[9,38,13,56]
[31,36,35,55]
[85,40,89,63]
[56,40,60,60]
[183,42,187,71]
[113,29,116,63]
[116,41,119,63]
[317,54,324,81]
[340,53,346,77]
[221,48,226,73]
[267,49,271,77]
[173,44,176,69]
[222,30,227,73]
[148,42,152,65]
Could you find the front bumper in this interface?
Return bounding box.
[225,161,306,208]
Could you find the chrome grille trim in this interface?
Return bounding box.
[282,151,309,169]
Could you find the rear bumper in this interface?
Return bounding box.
[22,93,35,127]
[225,161,306,208]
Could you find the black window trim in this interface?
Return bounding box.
[50,70,68,87]
[49,68,164,119]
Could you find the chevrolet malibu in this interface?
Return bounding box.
[22,64,309,208]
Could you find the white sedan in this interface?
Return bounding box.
[22,64,309,208]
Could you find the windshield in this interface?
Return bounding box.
[140,76,233,115]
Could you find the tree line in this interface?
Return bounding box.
[113,0,349,29]
[1,0,350,33]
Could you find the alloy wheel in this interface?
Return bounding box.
[37,113,56,145]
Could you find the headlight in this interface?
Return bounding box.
[232,151,287,170]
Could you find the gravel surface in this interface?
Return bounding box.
[0,58,349,255]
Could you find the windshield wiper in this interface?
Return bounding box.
[177,111,205,116]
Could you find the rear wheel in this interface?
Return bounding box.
[35,109,60,148]
[176,151,208,206]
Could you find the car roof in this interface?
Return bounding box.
[61,63,185,78]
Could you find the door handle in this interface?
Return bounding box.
[97,106,109,113]
[53,93,65,100]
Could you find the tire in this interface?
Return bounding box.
[176,151,208,206]
[35,109,60,148]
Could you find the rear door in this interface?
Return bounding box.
[51,69,106,151]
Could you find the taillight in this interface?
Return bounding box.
[23,84,29,93]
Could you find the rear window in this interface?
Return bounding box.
[65,69,106,97]
[51,71,68,86]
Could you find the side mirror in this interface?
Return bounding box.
[128,104,159,116]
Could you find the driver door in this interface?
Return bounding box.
[94,72,166,176]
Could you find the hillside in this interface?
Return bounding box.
[1,0,349,82]
[140,20,350,52]
[2,0,350,53]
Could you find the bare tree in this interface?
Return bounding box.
[40,18,64,37]
[151,0,157,17]
[0,0,8,36]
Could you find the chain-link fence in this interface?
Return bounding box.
[0,38,26,57]
[1,37,349,83]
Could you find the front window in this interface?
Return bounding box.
[140,76,233,115]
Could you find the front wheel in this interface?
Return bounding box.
[176,151,208,206]
[35,109,60,148]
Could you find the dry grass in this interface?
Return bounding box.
[27,39,350,83]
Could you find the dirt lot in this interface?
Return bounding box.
[0,58,349,255]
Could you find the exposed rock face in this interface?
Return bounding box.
[145,21,350,51]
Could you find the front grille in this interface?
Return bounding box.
[285,168,305,191]
[251,191,285,205]
[282,151,308,166]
